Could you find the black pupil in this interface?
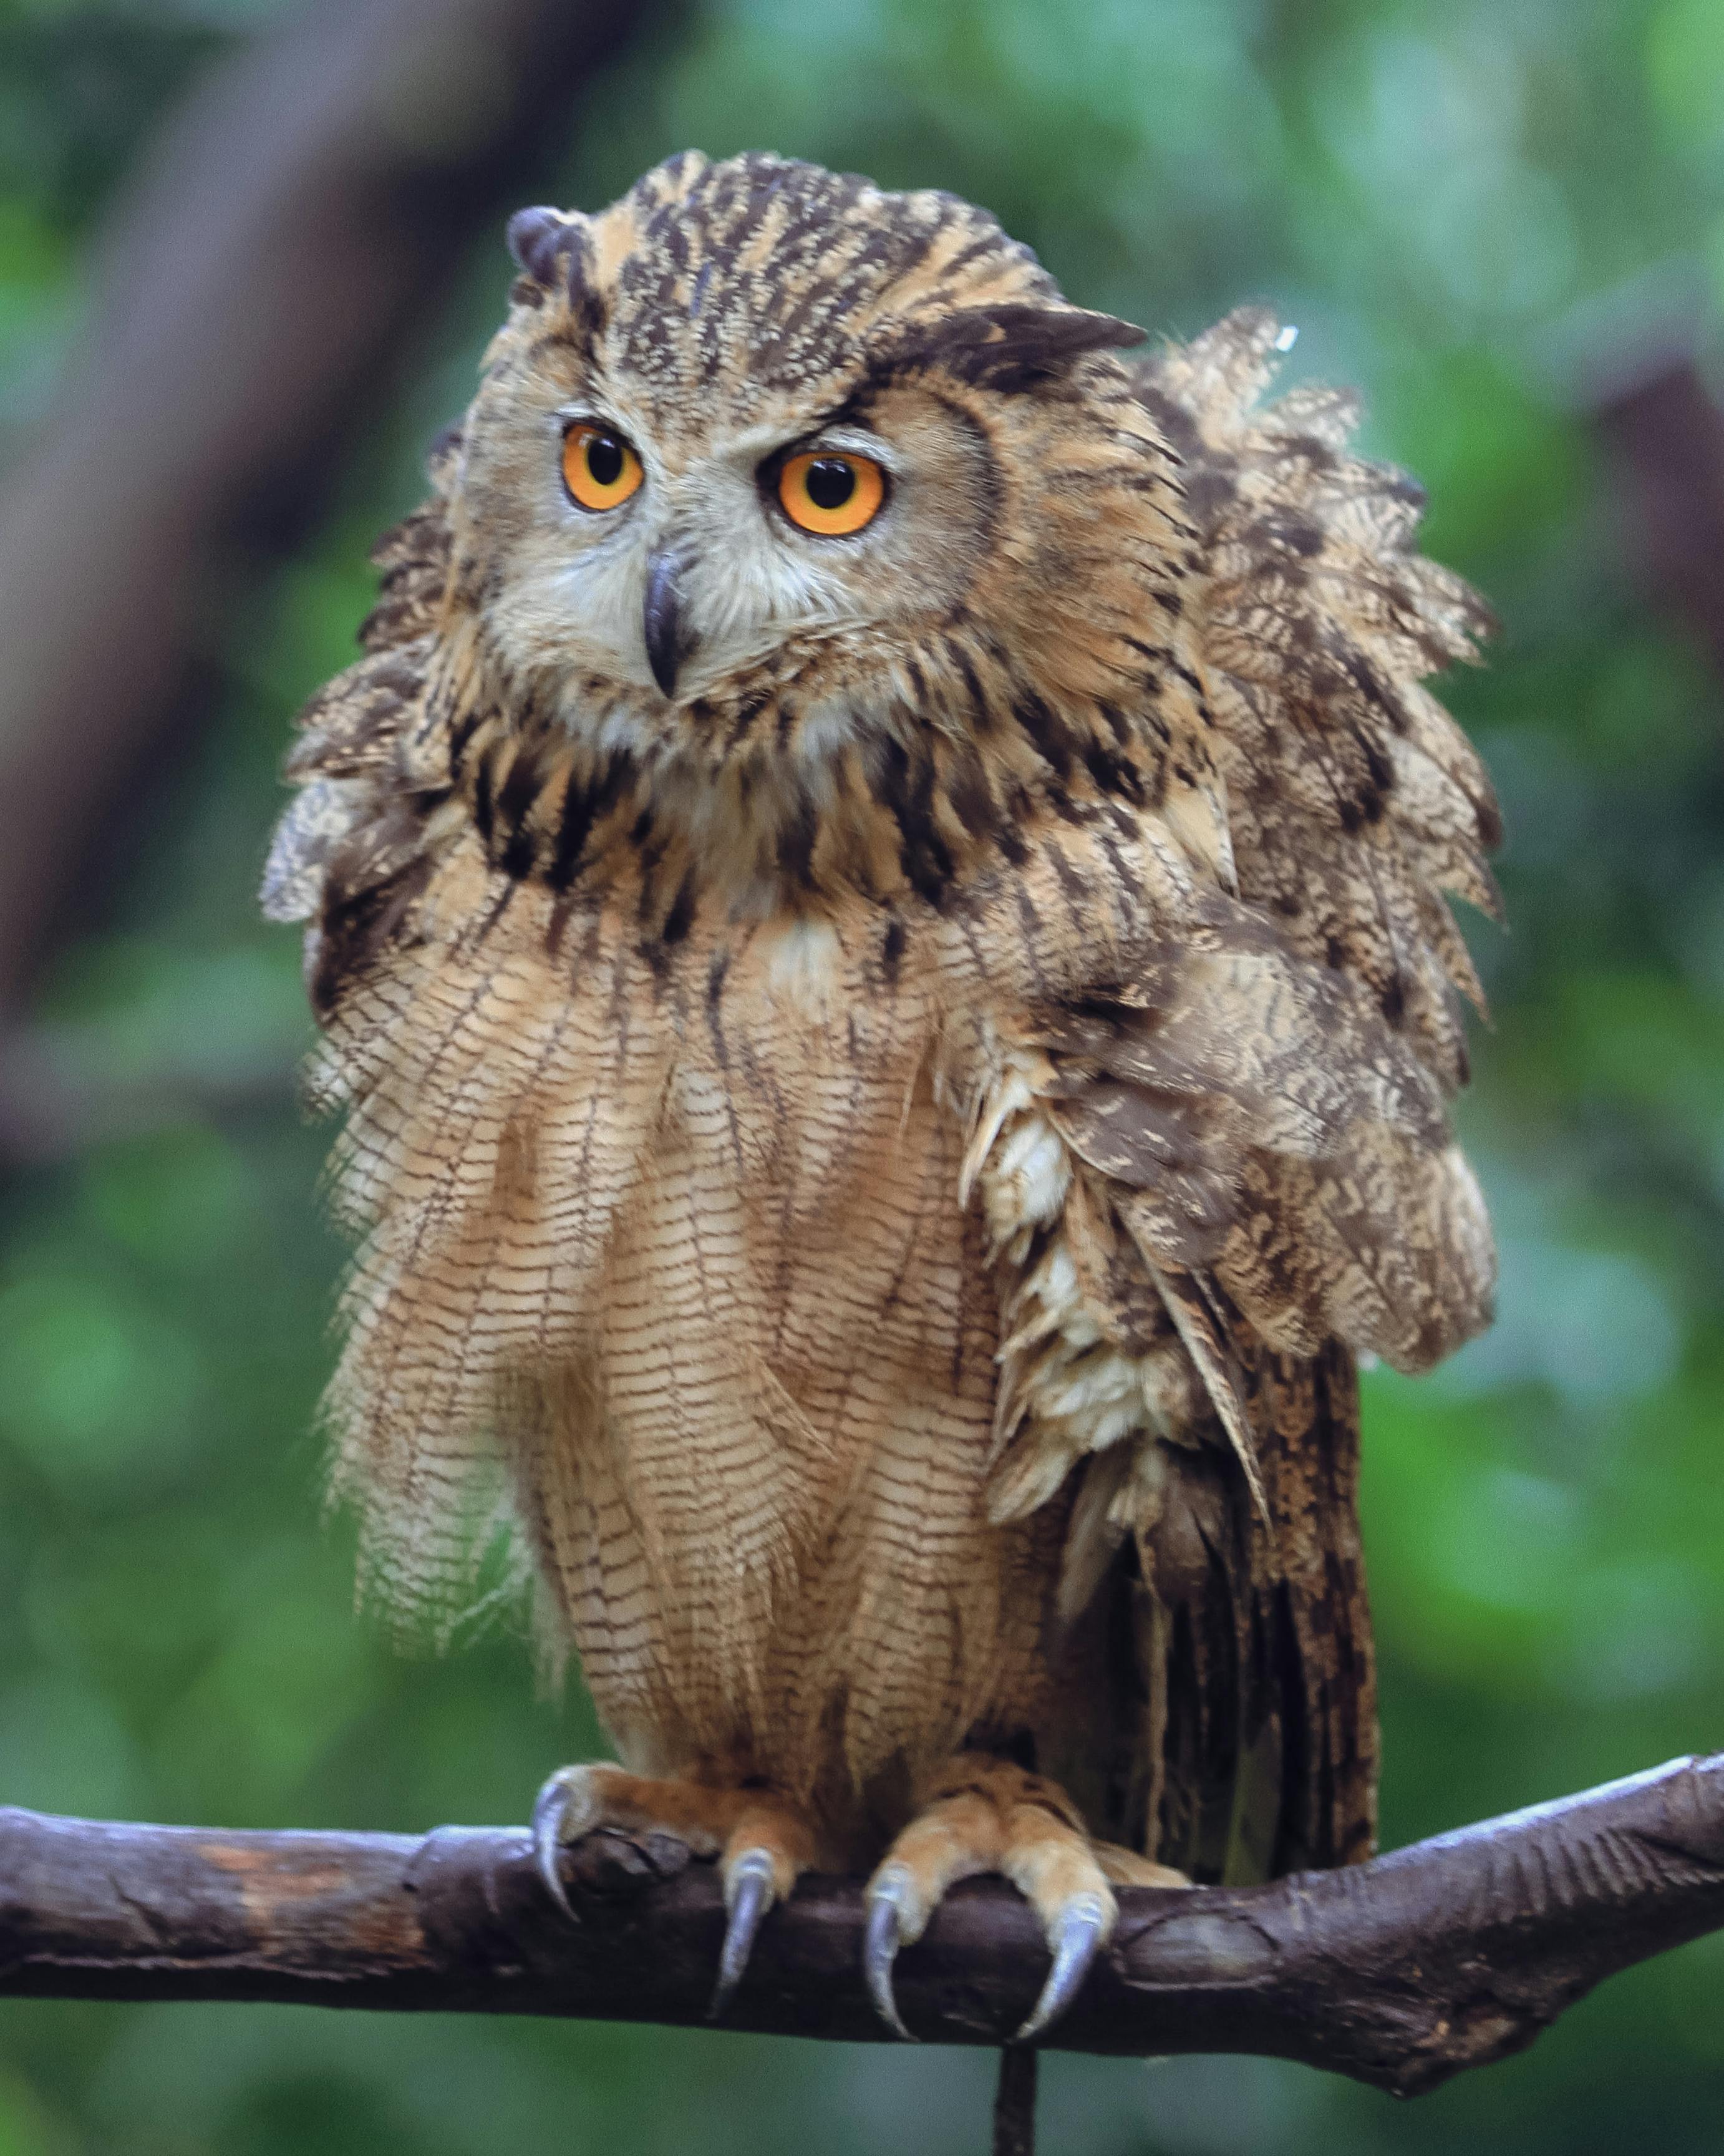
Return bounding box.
[805,457,856,510]
[586,434,624,487]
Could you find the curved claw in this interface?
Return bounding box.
[707,1848,776,2022]
[1015,1891,1109,2042]
[863,1869,918,2041]
[531,1772,583,1920]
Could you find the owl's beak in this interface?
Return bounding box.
[642,546,694,697]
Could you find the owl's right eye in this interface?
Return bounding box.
[562,424,644,512]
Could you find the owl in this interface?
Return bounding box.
[263,151,1498,2041]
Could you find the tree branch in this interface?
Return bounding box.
[4,1754,1724,2094]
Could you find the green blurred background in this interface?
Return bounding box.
[2,0,1723,2149]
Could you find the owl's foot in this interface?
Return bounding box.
[862,1754,1187,2042]
[530,1763,815,2019]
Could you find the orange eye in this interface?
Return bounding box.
[561,423,644,512]
[777,450,886,537]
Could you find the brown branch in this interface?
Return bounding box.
[4,1754,1724,2095]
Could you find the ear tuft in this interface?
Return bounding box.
[873,303,1147,397]
[506,206,575,286]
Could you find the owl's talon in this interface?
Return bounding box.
[864,1757,1135,2041]
[707,1847,777,2021]
[530,1768,591,1920]
[863,1866,918,2040]
[1015,1890,1109,2041]
[523,1765,813,2011]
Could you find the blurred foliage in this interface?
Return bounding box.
[2,0,1724,2150]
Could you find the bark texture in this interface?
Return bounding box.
[4,1754,1724,2095]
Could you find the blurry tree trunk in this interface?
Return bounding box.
[0,0,657,1009]
[1597,359,1724,678]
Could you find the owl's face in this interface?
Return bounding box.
[463,326,1005,712]
[448,153,1165,780]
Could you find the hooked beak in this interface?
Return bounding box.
[643,547,694,698]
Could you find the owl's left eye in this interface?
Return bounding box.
[562,423,644,512]
[777,450,886,537]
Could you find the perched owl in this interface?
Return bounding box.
[263,151,1498,2040]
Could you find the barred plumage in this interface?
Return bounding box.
[265,151,1497,2000]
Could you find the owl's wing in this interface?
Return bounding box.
[984,908,1479,1880]
[260,425,458,959]
[1042,1333,1375,1883]
[261,430,521,1640]
[1131,307,1499,1088]
[984,313,1497,1880]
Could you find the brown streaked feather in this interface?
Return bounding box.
[987,307,1498,1878]
[1027,907,1493,1374]
[1133,308,1499,1089]
[1061,1338,1375,1882]
[261,449,457,941]
[261,156,1496,1896]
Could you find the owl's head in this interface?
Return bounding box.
[431,153,1206,911]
